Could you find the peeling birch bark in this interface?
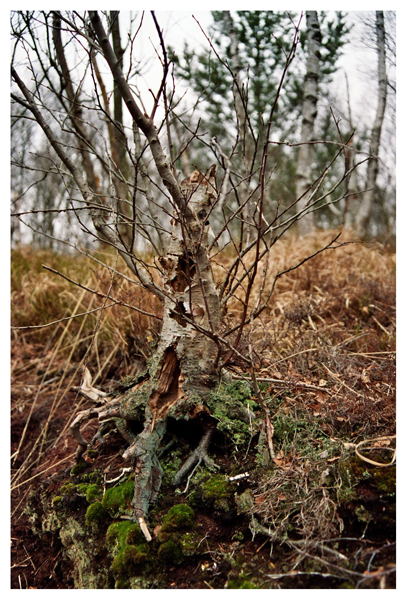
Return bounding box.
[115,167,221,533]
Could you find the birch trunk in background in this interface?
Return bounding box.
[295,11,321,236]
[354,11,387,239]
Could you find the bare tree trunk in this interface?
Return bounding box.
[110,166,221,533]
[354,11,387,239]
[295,11,321,236]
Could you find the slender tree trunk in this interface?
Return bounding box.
[354,11,387,239]
[295,11,321,236]
[223,11,253,244]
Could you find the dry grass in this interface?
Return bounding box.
[10,231,396,535]
[213,230,395,434]
[11,246,162,498]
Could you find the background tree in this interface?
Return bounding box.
[295,11,322,235]
[170,10,350,236]
[353,11,388,238]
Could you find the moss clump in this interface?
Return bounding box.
[60,482,77,496]
[102,476,135,518]
[70,461,88,476]
[51,496,63,507]
[227,576,259,589]
[201,474,231,511]
[106,521,144,554]
[85,502,108,531]
[157,540,183,564]
[160,504,194,533]
[206,381,257,448]
[76,483,89,495]
[106,520,150,586]
[86,484,102,503]
[112,544,149,579]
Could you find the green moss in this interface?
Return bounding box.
[51,496,63,507]
[179,531,201,556]
[112,544,149,578]
[227,574,259,589]
[60,482,77,496]
[85,502,108,530]
[157,540,183,564]
[87,471,103,485]
[76,483,89,495]
[102,476,135,517]
[206,381,258,448]
[86,484,102,503]
[161,504,194,533]
[201,474,231,511]
[106,521,150,585]
[70,461,88,476]
[106,521,144,553]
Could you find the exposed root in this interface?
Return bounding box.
[127,418,167,539]
[138,516,152,542]
[69,397,122,461]
[174,425,219,487]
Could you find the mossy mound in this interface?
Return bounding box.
[106,520,150,587]
[106,521,145,553]
[102,476,135,518]
[86,484,103,503]
[85,502,108,531]
[112,544,150,580]
[160,504,194,533]
[201,474,232,511]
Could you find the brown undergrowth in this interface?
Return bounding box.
[11,231,396,589]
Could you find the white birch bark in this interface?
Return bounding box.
[295,11,321,236]
[354,11,387,238]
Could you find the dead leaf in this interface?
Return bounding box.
[255,494,267,505]
[80,367,107,402]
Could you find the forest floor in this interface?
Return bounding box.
[10,230,396,589]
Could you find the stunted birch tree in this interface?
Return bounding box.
[11,10,352,540]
